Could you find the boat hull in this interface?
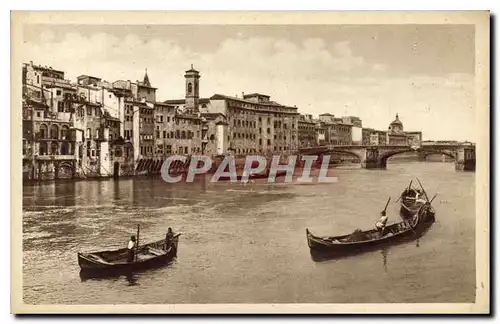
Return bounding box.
[306,205,435,258]
[400,198,424,218]
[78,235,180,276]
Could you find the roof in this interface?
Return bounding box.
[243,93,270,98]
[77,75,101,80]
[210,94,297,110]
[163,98,210,105]
[154,102,176,108]
[105,115,121,122]
[26,63,64,74]
[390,113,403,126]
[185,64,199,73]
[319,113,335,116]
[176,114,201,120]
[201,112,226,119]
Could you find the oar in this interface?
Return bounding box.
[429,193,438,204]
[383,196,391,213]
[416,177,430,202]
[396,180,413,203]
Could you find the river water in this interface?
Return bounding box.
[22,161,476,304]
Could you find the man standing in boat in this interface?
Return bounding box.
[415,190,427,204]
[375,211,389,236]
[164,228,174,251]
[127,235,136,262]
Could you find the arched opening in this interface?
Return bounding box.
[60,125,70,140]
[421,152,455,163]
[39,124,48,139]
[383,149,455,169]
[39,142,48,155]
[50,124,59,139]
[58,162,74,179]
[50,142,59,155]
[61,141,70,155]
[326,150,362,165]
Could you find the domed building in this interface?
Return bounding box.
[386,113,422,146]
[388,113,404,134]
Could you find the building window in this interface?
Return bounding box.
[267,128,270,134]
[57,101,64,112]
[50,124,59,139]
[163,130,166,138]
[267,139,271,145]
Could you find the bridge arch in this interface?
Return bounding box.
[323,150,363,161]
[420,150,456,159]
[380,148,456,165]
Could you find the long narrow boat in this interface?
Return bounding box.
[78,233,181,275]
[306,203,435,256]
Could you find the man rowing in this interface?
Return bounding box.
[375,210,389,236]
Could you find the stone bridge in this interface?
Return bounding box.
[298,143,476,171]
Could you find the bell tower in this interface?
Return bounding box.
[184,64,200,113]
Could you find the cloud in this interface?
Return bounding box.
[20,30,476,141]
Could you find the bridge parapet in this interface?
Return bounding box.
[297,143,475,171]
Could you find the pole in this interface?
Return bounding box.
[383,196,391,213]
[135,224,140,262]
[416,177,430,202]
[397,179,414,203]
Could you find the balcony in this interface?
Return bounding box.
[35,155,77,161]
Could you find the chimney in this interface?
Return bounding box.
[242,92,245,98]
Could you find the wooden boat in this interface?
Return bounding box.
[306,202,435,256]
[399,179,434,218]
[78,233,181,275]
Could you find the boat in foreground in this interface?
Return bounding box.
[306,202,435,257]
[78,233,181,275]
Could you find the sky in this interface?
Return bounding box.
[21,24,476,141]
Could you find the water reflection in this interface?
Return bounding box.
[125,273,139,286]
[381,248,388,272]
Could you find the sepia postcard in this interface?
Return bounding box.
[11,11,490,314]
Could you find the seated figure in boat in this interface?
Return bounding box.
[127,236,136,262]
[375,211,388,235]
[164,228,174,251]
